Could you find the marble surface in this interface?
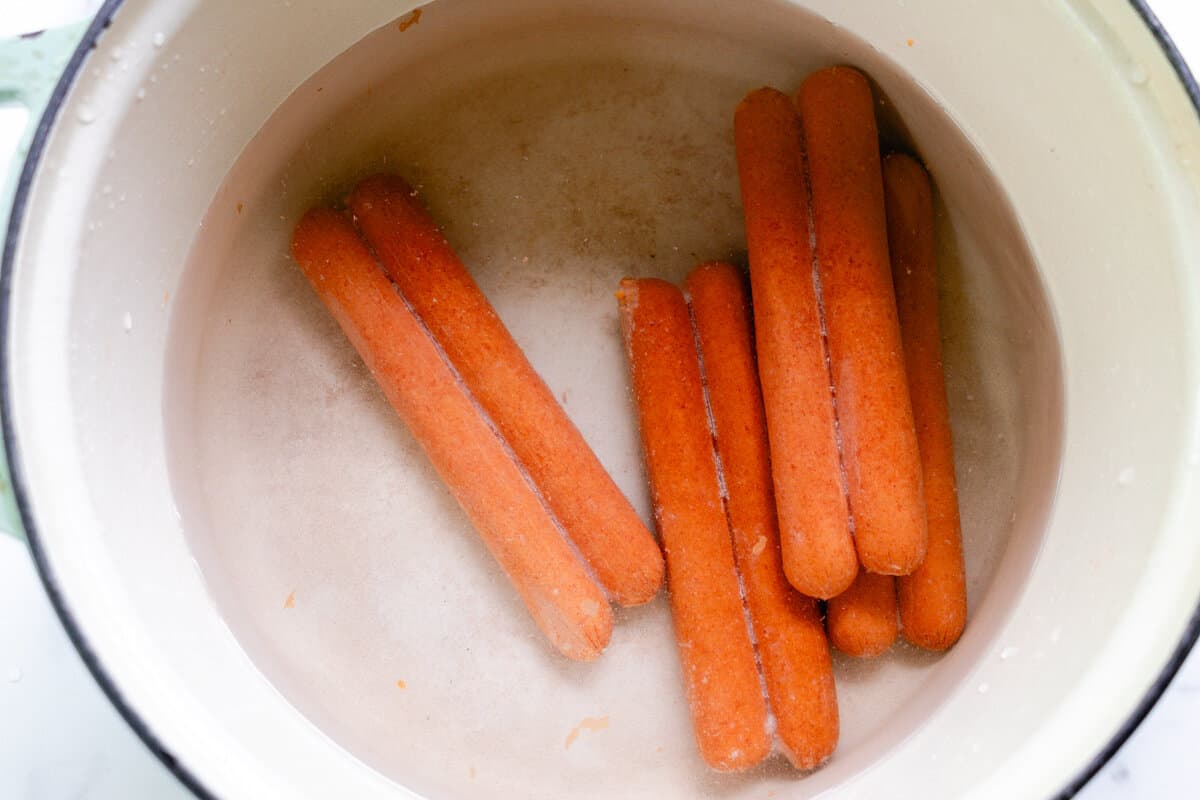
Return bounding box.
[1,1,1199,797]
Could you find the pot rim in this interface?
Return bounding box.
[2,2,1197,798]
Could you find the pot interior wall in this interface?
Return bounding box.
[162,2,1059,796]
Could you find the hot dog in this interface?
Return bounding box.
[884,154,968,650]
[796,67,928,576]
[618,277,771,772]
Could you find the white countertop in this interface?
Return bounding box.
[2,2,1199,798]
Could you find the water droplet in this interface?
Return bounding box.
[136,87,146,100]
[101,184,112,195]
[970,742,981,754]
[6,666,21,683]
[1000,645,1019,661]
[1129,64,1149,85]
[152,31,166,47]
[110,47,124,62]
[977,682,990,694]
[186,157,195,167]
[1050,626,1063,643]
[122,312,133,332]
[1117,467,1136,486]
[77,105,97,124]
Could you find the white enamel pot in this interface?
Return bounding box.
[3,1,1200,798]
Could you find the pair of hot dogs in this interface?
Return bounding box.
[292,177,665,662]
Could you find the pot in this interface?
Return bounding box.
[2,1,1199,798]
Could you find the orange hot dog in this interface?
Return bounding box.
[686,262,839,769]
[797,67,928,575]
[734,88,858,600]
[825,570,898,658]
[884,154,968,651]
[348,175,664,607]
[292,209,612,661]
[618,277,770,772]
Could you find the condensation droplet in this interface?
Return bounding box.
[152,31,166,47]
[122,312,133,332]
[1117,467,1136,486]
[77,105,97,124]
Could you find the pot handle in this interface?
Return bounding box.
[1,21,89,227]
[0,22,89,542]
